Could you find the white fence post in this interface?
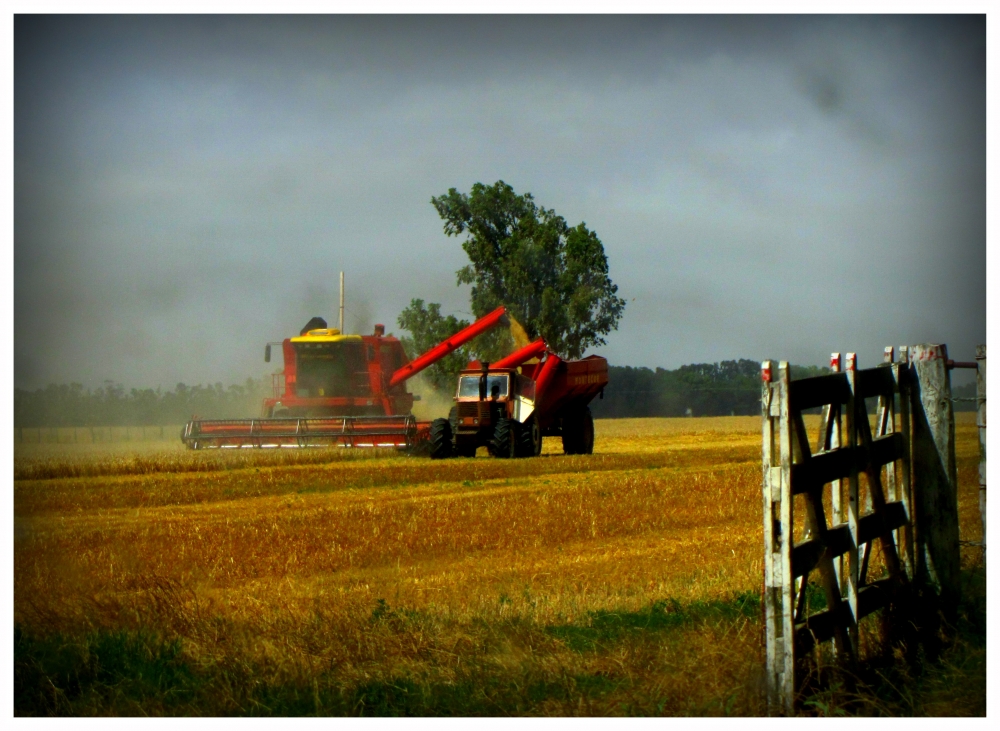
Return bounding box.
[909,343,961,616]
[976,344,986,564]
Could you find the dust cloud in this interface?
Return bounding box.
[407,373,456,421]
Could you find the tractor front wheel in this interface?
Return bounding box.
[447,407,480,457]
[491,417,516,458]
[429,418,454,459]
[454,441,478,458]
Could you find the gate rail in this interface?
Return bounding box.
[762,348,914,715]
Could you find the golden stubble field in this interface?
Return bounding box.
[13,415,985,716]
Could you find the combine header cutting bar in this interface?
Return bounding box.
[181,415,418,449]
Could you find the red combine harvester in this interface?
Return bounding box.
[180,306,509,449]
[181,305,609,456]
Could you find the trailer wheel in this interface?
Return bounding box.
[561,417,579,454]
[516,415,542,457]
[429,418,453,459]
[491,417,516,458]
[579,407,594,454]
[562,407,594,455]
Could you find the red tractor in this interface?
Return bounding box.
[428,338,608,459]
[181,305,608,456]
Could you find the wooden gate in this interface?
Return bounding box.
[761,348,915,715]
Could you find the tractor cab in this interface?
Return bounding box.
[456,372,508,400]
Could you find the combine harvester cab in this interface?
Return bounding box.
[181,307,509,449]
[429,339,608,459]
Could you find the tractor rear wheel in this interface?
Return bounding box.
[429,418,453,459]
[491,417,516,458]
[516,415,542,457]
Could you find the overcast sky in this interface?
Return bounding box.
[14,14,985,391]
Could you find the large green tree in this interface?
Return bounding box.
[430,181,625,360]
[398,181,626,390]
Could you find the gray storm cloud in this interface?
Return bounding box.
[14,15,985,391]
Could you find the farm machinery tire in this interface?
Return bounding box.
[447,406,477,457]
[516,415,542,457]
[562,406,594,455]
[429,418,454,459]
[490,417,517,458]
[454,443,478,458]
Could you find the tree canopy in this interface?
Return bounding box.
[429,181,626,361]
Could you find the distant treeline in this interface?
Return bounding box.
[13,361,978,427]
[591,360,829,419]
[13,379,271,428]
[590,361,979,418]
